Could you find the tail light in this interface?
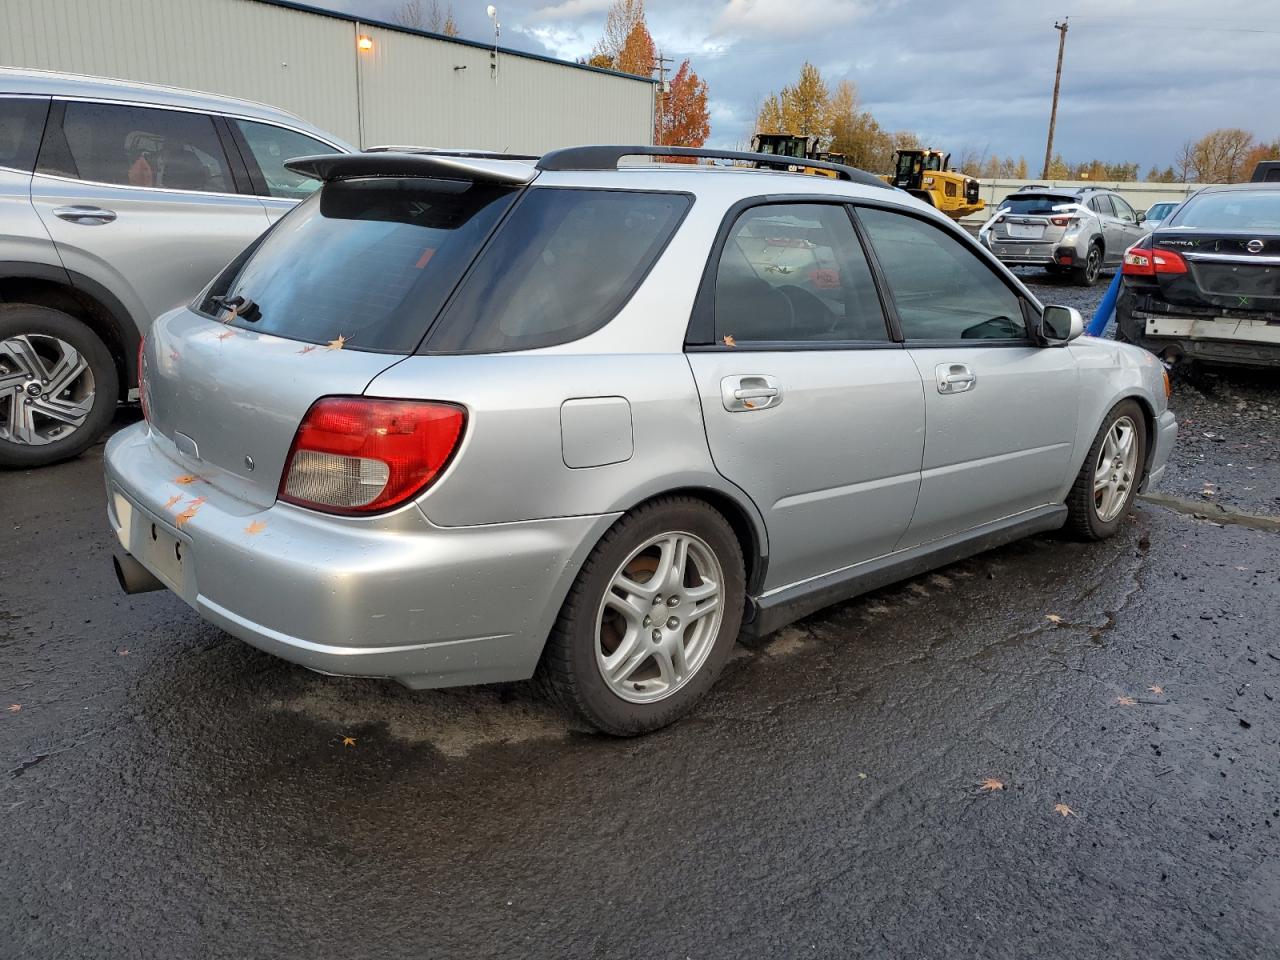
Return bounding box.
[279,397,466,515]
[137,336,149,422]
[1123,238,1188,276]
[1049,216,1075,227]
[994,215,1006,224]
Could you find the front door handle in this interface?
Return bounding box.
[721,375,782,411]
[53,205,117,225]
[935,363,977,395]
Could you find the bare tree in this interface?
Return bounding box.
[391,0,459,36]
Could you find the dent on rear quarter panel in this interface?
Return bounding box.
[364,353,730,528]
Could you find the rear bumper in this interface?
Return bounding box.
[986,239,1076,267]
[1118,298,1280,367]
[104,423,617,689]
[1142,409,1178,491]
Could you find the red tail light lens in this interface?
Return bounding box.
[137,336,149,422]
[1049,216,1075,227]
[1123,238,1188,276]
[279,397,466,515]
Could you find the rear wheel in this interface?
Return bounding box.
[0,305,119,469]
[1064,400,1147,540]
[1073,243,1103,286]
[541,497,745,735]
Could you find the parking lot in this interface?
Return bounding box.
[3,273,1278,959]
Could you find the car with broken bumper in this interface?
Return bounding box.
[1117,183,1280,367]
[105,146,1178,735]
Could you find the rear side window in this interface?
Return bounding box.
[426,188,690,353]
[38,101,233,193]
[232,119,338,200]
[858,207,1027,341]
[0,97,49,172]
[713,203,887,343]
[205,177,518,352]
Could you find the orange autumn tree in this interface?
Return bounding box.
[616,19,656,78]
[656,60,710,151]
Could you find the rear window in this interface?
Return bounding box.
[1168,190,1280,230]
[425,187,690,353]
[201,177,518,352]
[1001,194,1078,215]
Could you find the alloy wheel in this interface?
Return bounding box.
[0,333,96,446]
[1093,415,1138,522]
[1085,247,1102,283]
[595,530,725,704]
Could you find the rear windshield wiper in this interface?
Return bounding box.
[209,294,262,323]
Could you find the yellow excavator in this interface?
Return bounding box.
[750,134,844,179]
[881,148,984,219]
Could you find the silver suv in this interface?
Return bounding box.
[105,146,1177,735]
[980,186,1149,285]
[0,68,348,468]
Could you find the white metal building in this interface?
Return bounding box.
[0,0,656,152]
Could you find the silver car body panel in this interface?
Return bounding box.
[105,162,1177,690]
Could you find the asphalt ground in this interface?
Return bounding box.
[3,272,1278,959]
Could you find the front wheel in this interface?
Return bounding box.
[541,497,745,735]
[0,304,119,469]
[1064,400,1148,540]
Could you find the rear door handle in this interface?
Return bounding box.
[721,375,782,411]
[935,362,977,395]
[53,205,117,225]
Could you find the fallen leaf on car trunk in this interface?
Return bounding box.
[297,345,317,355]
[325,335,348,351]
[215,330,236,342]
[1117,695,1136,706]
[979,777,1005,792]
[162,494,182,510]
[244,520,267,536]
[219,304,239,325]
[173,475,201,485]
[175,503,202,528]
[721,334,736,348]
[1053,803,1076,817]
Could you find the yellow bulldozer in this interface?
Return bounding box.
[750,134,844,179]
[880,148,984,220]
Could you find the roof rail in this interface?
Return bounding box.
[536,145,892,189]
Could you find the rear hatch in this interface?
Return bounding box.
[142,169,524,507]
[990,193,1080,243]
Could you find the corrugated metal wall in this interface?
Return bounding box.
[0,0,654,152]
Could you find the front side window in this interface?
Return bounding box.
[201,177,518,352]
[0,97,49,172]
[233,119,338,200]
[713,203,887,343]
[1111,195,1137,222]
[427,188,689,354]
[858,207,1027,341]
[38,101,233,193]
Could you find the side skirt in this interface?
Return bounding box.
[743,504,1068,639]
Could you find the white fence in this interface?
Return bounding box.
[962,178,1227,223]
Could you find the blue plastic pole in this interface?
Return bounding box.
[1087,268,1123,337]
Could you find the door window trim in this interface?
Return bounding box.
[684,194,901,351]
[849,199,1040,349]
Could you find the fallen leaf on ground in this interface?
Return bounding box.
[162,494,182,510]
[857,772,868,780]
[721,334,736,347]
[1148,685,1164,695]
[118,648,129,656]
[6,704,20,713]
[325,335,348,351]
[244,520,267,536]
[1053,803,1075,817]
[297,345,317,355]
[173,475,201,485]
[341,736,357,747]
[1117,695,1136,706]
[979,777,1005,792]
[1045,614,1064,624]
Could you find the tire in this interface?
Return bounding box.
[0,304,119,469]
[1064,400,1148,540]
[541,496,746,735]
[1073,243,1103,286]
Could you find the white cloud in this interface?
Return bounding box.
[713,0,876,36]
[531,0,614,19]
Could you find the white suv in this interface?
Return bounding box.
[0,68,348,468]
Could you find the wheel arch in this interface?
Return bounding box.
[0,265,141,400]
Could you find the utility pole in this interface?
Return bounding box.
[653,52,673,140]
[1041,17,1068,180]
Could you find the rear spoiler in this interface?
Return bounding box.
[284,151,537,186]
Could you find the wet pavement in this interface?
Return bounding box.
[3,282,1278,958]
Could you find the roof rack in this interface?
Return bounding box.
[536,145,892,189]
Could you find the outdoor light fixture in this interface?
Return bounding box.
[357,34,373,52]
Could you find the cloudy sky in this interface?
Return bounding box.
[327,0,1280,172]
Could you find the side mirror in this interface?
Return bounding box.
[1137,211,1146,223]
[1039,305,1084,344]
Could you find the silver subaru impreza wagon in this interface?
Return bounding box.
[105,145,1178,735]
